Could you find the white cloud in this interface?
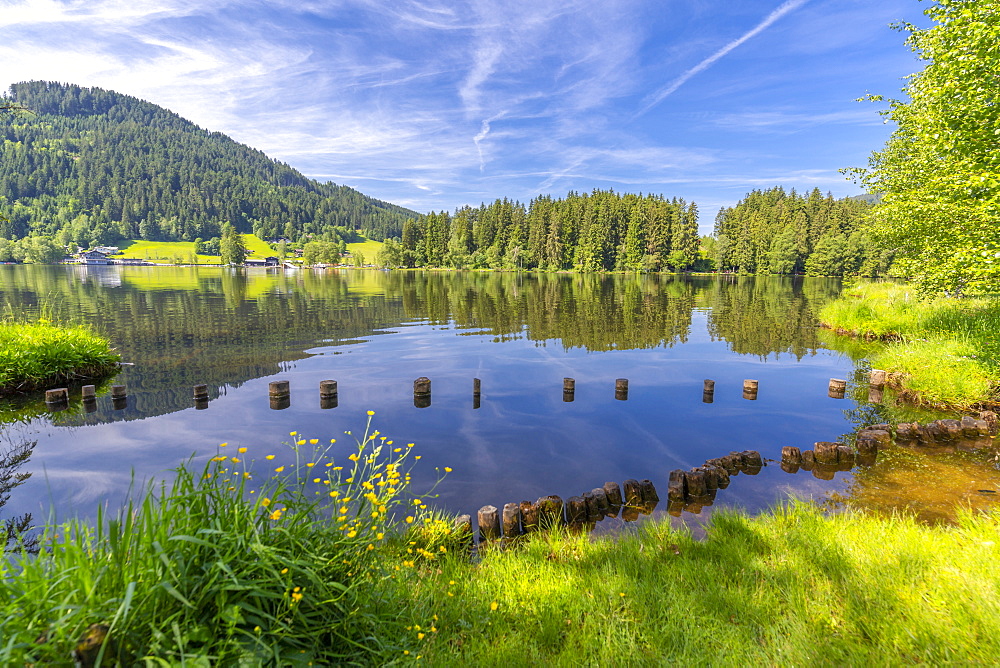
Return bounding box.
[639,0,809,113]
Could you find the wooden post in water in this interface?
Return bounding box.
[603,481,623,517]
[869,369,887,388]
[743,379,758,400]
[320,380,338,409]
[780,446,802,474]
[413,377,431,409]
[82,384,98,413]
[269,380,290,410]
[453,514,473,554]
[519,500,540,533]
[111,384,128,410]
[501,502,522,541]
[828,378,847,399]
[563,377,575,402]
[478,505,500,545]
[638,479,659,513]
[583,491,601,522]
[45,388,69,411]
[193,384,209,401]
[703,379,715,403]
[536,495,564,530]
[741,450,763,474]
[473,378,481,409]
[813,441,840,465]
[615,378,629,401]
[589,487,610,518]
[565,496,588,531]
[667,470,686,503]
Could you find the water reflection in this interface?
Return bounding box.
[0,266,993,529]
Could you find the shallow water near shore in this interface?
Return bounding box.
[0,265,996,530]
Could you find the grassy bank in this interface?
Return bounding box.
[819,282,1000,408]
[0,318,120,395]
[3,419,999,664]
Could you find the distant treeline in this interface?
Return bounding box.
[379,190,702,271]
[0,81,417,248]
[712,187,887,276]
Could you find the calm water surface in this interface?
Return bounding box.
[1,265,996,529]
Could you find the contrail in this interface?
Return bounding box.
[638,0,809,115]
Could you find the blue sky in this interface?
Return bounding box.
[1,0,927,231]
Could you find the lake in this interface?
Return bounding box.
[1,265,995,530]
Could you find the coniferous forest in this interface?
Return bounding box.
[383,191,702,271]
[0,81,879,275]
[713,187,882,276]
[0,81,417,248]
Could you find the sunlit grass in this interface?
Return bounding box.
[391,503,1000,665]
[0,415,449,665]
[118,235,274,263]
[346,237,383,264]
[0,318,120,393]
[819,282,1000,407]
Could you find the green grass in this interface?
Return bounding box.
[0,319,121,394]
[392,504,1000,665]
[118,235,274,264]
[0,416,445,665]
[819,282,1000,408]
[4,414,1000,664]
[346,237,384,265]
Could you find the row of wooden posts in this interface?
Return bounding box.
[462,409,1000,542]
[41,369,890,414]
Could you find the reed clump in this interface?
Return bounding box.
[0,317,121,395]
[819,282,1000,408]
[0,415,452,665]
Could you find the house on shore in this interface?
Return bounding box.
[78,250,112,265]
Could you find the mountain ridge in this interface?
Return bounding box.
[0,80,418,247]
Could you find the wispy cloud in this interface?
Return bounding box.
[639,0,809,114]
[0,0,913,214]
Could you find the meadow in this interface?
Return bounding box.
[3,416,999,665]
[819,282,1000,408]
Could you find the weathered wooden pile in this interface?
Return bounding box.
[464,477,663,545]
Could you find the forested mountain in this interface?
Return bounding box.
[713,187,887,276]
[383,190,701,271]
[0,81,418,247]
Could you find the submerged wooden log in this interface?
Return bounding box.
[270,396,290,410]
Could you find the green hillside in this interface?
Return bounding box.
[0,81,418,248]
